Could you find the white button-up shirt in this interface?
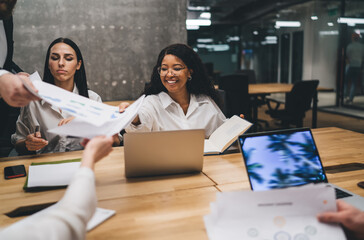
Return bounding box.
[125,91,226,138]
[11,86,102,154]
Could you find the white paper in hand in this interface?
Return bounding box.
[28,71,145,138]
[29,71,122,127]
[48,94,145,138]
[87,208,116,231]
[204,185,346,240]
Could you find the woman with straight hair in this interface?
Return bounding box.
[12,37,119,154]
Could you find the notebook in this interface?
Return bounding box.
[124,129,205,178]
[238,128,364,210]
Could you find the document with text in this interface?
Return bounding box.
[204,184,346,240]
[27,72,144,138]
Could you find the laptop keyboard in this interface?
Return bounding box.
[335,188,353,199]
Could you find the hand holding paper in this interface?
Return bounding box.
[27,72,145,139]
[204,185,346,240]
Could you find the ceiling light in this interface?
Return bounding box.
[200,12,211,19]
[197,44,230,52]
[319,30,339,36]
[311,16,318,20]
[328,22,334,26]
[186,19,211,26]
[188,6,210,11]
[186,25,200,30]
[265,36,278,41]
[227,36,240,42]
[253,31,258,35]
[197,38,213,43]
[275,21,301,27]
[337,17,364,25]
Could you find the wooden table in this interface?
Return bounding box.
[249,83,332,130]
[0,127,363,239]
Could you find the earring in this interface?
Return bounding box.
[188,76,192,81]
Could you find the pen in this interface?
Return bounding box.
[34,126,40,137]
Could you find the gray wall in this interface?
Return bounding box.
[12,0,187,100]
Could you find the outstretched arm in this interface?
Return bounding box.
[0,136,114,239]
[0,72,40,107]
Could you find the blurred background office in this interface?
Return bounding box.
[185,0,364,123]
[10,0,364,133]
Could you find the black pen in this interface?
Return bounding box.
[34,126,40,137]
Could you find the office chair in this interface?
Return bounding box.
[265,80,319,128]
[218,74,250,120]
[239,70,269,129]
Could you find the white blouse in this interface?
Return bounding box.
[11,86,102,154]
[0,167,96,240]
[125,91,226,138]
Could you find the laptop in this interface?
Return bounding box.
[124,129,205,178]
[238,128,364,210]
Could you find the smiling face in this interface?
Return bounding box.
[159,54,192,96]
[48,42,81,87]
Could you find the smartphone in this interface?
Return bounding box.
[4,165,26,179]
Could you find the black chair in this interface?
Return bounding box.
[218,74,250,120]
[265,80,319,128]
[239,69,269,129]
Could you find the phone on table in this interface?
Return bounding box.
[4,165,26,179]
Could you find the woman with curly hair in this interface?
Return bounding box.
[120,43,226,138]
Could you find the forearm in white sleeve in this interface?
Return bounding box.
[0,167,97,240]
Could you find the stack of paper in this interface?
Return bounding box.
[24,159,81,192]
[27,72,144,139]
[204,185,346,240]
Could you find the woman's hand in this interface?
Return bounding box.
[118,102,140,125]
[118,102,130,113]
[16,72,30,77]
[81,136,114,169]
[58,116,75,126]
[240,114,245,118]
[25,132,48,151]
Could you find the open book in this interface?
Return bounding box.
[204,115,252,155]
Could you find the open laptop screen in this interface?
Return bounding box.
[238,128,328,191]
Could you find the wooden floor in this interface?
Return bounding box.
[256,105,364,134]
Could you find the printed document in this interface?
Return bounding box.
[27,72,144,138]
[204,184,346,240]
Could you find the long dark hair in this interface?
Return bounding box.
[144,43,220,107]
[43,37,89,98]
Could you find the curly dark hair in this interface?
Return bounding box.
[43,37,89,98]
[143,43,221,107]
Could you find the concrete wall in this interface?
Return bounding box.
[12,0,187,100]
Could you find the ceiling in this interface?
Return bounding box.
[187,0,311,26]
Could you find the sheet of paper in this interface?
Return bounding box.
[29,72,122,127]
[27,162,81,188]
[48,94,145,138]
[27,71,145,138]
[87,207,116,231]
[203,139,218,154]
[204,184,346,240]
